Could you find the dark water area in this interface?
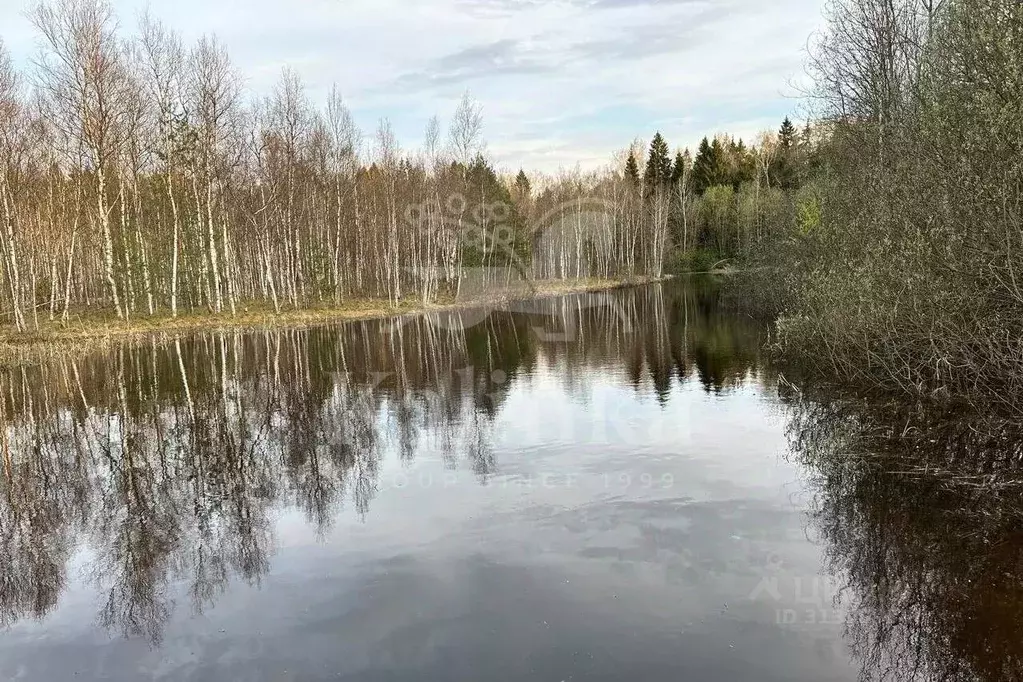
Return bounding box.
[0,278,1019,681]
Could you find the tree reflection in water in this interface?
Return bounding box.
[0,280,772,645]
[8,279,1022,681]
[785,389,1023,682]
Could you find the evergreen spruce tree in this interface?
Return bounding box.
[779,117,797,150]
[514,169,531,198]
[464,156,527,264]
[709,137,725,178]
[670,151,687,186]
[625,152,641,186]
[693,137,727,194]
[692,137,713,194]
[775,117,800,189]
[726,138,754,190]
[644,132,672,193]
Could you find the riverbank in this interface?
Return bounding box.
[0,277,665,363]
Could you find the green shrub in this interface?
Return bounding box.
[666,248,723,274]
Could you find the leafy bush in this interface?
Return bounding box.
[760,0,1023,410]
[665,248,723,274]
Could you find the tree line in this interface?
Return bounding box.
[611,117,816,272]
[0,0,679,332]
[0,0,827,334]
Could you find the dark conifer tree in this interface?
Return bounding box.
[693,137,727,194]
[644,132,672,193]
[625,151,641,186]
[709,137,725,174]
[775,117,800,189]
[692,137,712,194]
[670,151,687,186]
[726,138,754,190]
[514,169,531,198]
[779,117,797,149]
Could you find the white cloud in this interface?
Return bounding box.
[0,0,826,172]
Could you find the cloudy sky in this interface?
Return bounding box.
[0,0,826,172]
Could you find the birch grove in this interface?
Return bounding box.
[0,0,674,331]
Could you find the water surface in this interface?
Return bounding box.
[1,280,1016,681]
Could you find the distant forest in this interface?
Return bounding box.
[0,0,814,331]
[617,116,816,273]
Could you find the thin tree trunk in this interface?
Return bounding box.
[96,167,123,319]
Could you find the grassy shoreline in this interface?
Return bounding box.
[0,277,665,362]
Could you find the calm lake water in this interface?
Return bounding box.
[0,279,1018,681]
